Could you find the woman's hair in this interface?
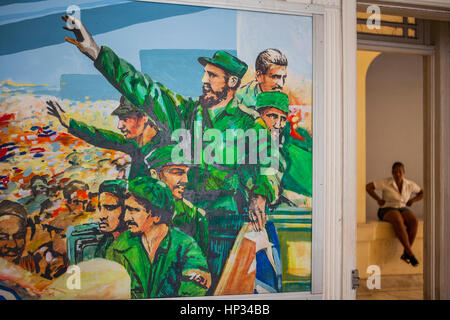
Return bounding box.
[392,162,405,171]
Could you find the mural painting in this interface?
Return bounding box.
[0,0,313,299]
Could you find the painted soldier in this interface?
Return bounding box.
[255,91,312,206]
[47,95,165,181]
[106,176,210,298]
[60,14,279,290]
[146,145,209,256]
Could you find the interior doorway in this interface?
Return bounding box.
[356,50,427,300]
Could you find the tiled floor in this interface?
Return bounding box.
[357,289,423,300]
[356,274,423,300]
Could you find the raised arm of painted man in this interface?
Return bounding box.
[61,15,195,134]
[46,100,133,153]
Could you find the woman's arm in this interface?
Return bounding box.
[366,182,385,206]
[407,189,424,207]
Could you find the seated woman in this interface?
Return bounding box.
[366,162,424,267]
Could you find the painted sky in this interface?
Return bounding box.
[237,10,312,80]
[0,0,312,99]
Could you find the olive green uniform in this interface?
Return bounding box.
[106,229,210,299]
[93,46,278,287]
[173,198,208,257]
[68,118,162,180]
[237,87,313,199]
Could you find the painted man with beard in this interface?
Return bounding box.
[61,15,279,290]
[254,92,290,198]
[256,91,312,206]
[256,92,289,143]
[47,95,164,181]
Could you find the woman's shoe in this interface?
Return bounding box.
[409,255,419,267]
[401,254,411,264]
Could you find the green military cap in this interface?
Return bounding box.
[255,91,290,114]
[99,179,127,197]
[111,96,140,116]
[128,176,174,213]
[198,51,248,79]
[146,144,192,172]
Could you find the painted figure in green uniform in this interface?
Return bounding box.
[146,145,209,256]
[67,180,127,265]
[46,96,165,180]
[61,14,278,290]
[255,91,312,204]
[106,176,211,299]
[233,48,313,190]
[253,91,289,203]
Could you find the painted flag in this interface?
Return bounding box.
[0,175,10,190]
[0,143,19,162]
[214,222,283,295]
[254,221,282,294]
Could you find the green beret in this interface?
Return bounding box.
[128,176,174,214]
[99,180,127,197]
[111,96,140,117]
[146,144,192,171]
[198,51,248,79]
[255,91,290,114]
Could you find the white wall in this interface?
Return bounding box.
[366,53,424,221]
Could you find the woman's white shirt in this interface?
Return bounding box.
[373,178,421,208]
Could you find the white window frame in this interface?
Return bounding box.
[357,0,450,300]
[135,0,358,300]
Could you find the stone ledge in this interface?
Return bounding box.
[357,220,424,276]
[358,274,423,292]
[358,220,424,242]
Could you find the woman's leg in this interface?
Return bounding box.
[400,209,419,249]
[383,210,414,256]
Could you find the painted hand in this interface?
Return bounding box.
[46,100,69,128]
[248,194,267,232]
[406,200,413,207]
[377,199,386,206]
[61,15,100,61]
